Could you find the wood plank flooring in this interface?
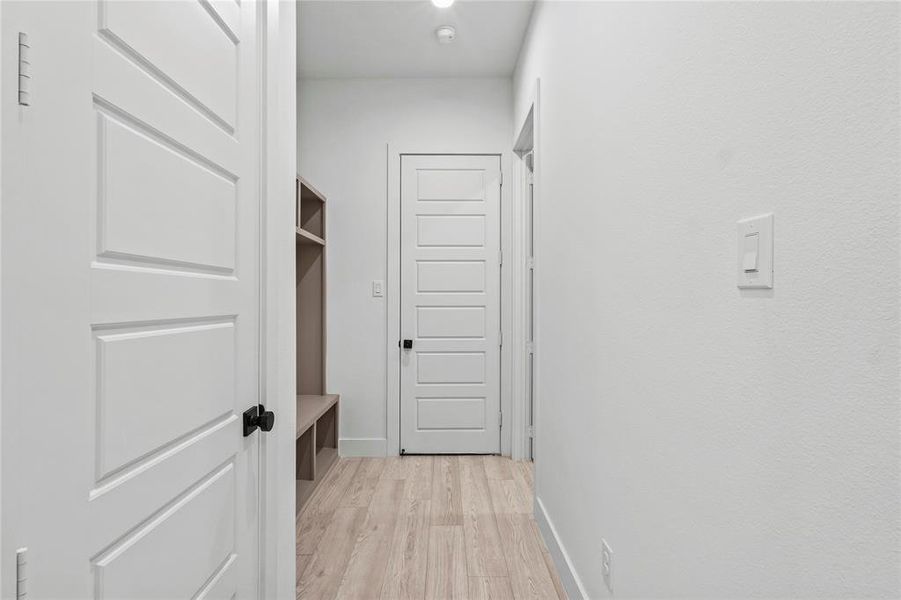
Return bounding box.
[297,456,565,600]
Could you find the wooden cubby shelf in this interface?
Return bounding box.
[296,227,325,246]
[296,176,325,240]
[295,175,337,515]
[295,394,339,512]
[297,393,340,436]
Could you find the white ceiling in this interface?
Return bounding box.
[297,0,536,79]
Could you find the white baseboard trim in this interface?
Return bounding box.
[338,437,387,457]
[535,496,589,600]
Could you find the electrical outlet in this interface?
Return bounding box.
[601,539,613,594]
[372,280,384,298]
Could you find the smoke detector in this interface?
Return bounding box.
[435,25,456,44]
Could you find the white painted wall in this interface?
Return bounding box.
[297,78,512,456]
[515,2,900,598]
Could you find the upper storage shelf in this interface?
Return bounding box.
[296,227,324,246]
[297,176,325,243]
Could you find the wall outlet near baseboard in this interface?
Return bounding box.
[601,538,614,594]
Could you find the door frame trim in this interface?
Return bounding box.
[259,1,296,597]
[386,148,513,456]
[510,79,540,461]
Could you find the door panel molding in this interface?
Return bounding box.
[0,1,270,596]
[387,150,513,456]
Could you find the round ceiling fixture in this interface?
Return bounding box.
[435,25,456,44]
[431,0,455,7]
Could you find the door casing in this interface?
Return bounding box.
[510,79,541,462]
[260,1,298,597]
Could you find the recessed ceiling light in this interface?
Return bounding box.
[431,0,455,8]
[435,25,456,44]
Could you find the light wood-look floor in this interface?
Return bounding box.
[296,456,565,600]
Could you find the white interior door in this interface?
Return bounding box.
[2,1,261,596]
[400,155,501,454]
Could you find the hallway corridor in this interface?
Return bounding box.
[296,456,565,599]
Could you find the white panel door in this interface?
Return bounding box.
[1,1,261,596]
[400,155,501,454]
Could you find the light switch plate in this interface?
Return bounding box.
[737,213,773,289]
[372,280,384,297]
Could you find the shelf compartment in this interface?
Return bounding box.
[296,394,340,515]
[296,244,324,396]
[297,394,339,437]
[296,227,325,246]
[315,446,339,479]
[296,426,315,481]
[297,176,325,240]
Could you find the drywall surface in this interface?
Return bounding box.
[297,78,511,454]
[514,2,900,598]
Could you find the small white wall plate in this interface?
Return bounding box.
[737,213,774,289]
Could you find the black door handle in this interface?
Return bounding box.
[401,339,413,349]
[243,404,276,437]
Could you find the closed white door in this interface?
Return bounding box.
[400,155,502,454]
[2,1,261,596]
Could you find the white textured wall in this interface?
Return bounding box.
[297,78,512,454]
[515,2,900,598]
